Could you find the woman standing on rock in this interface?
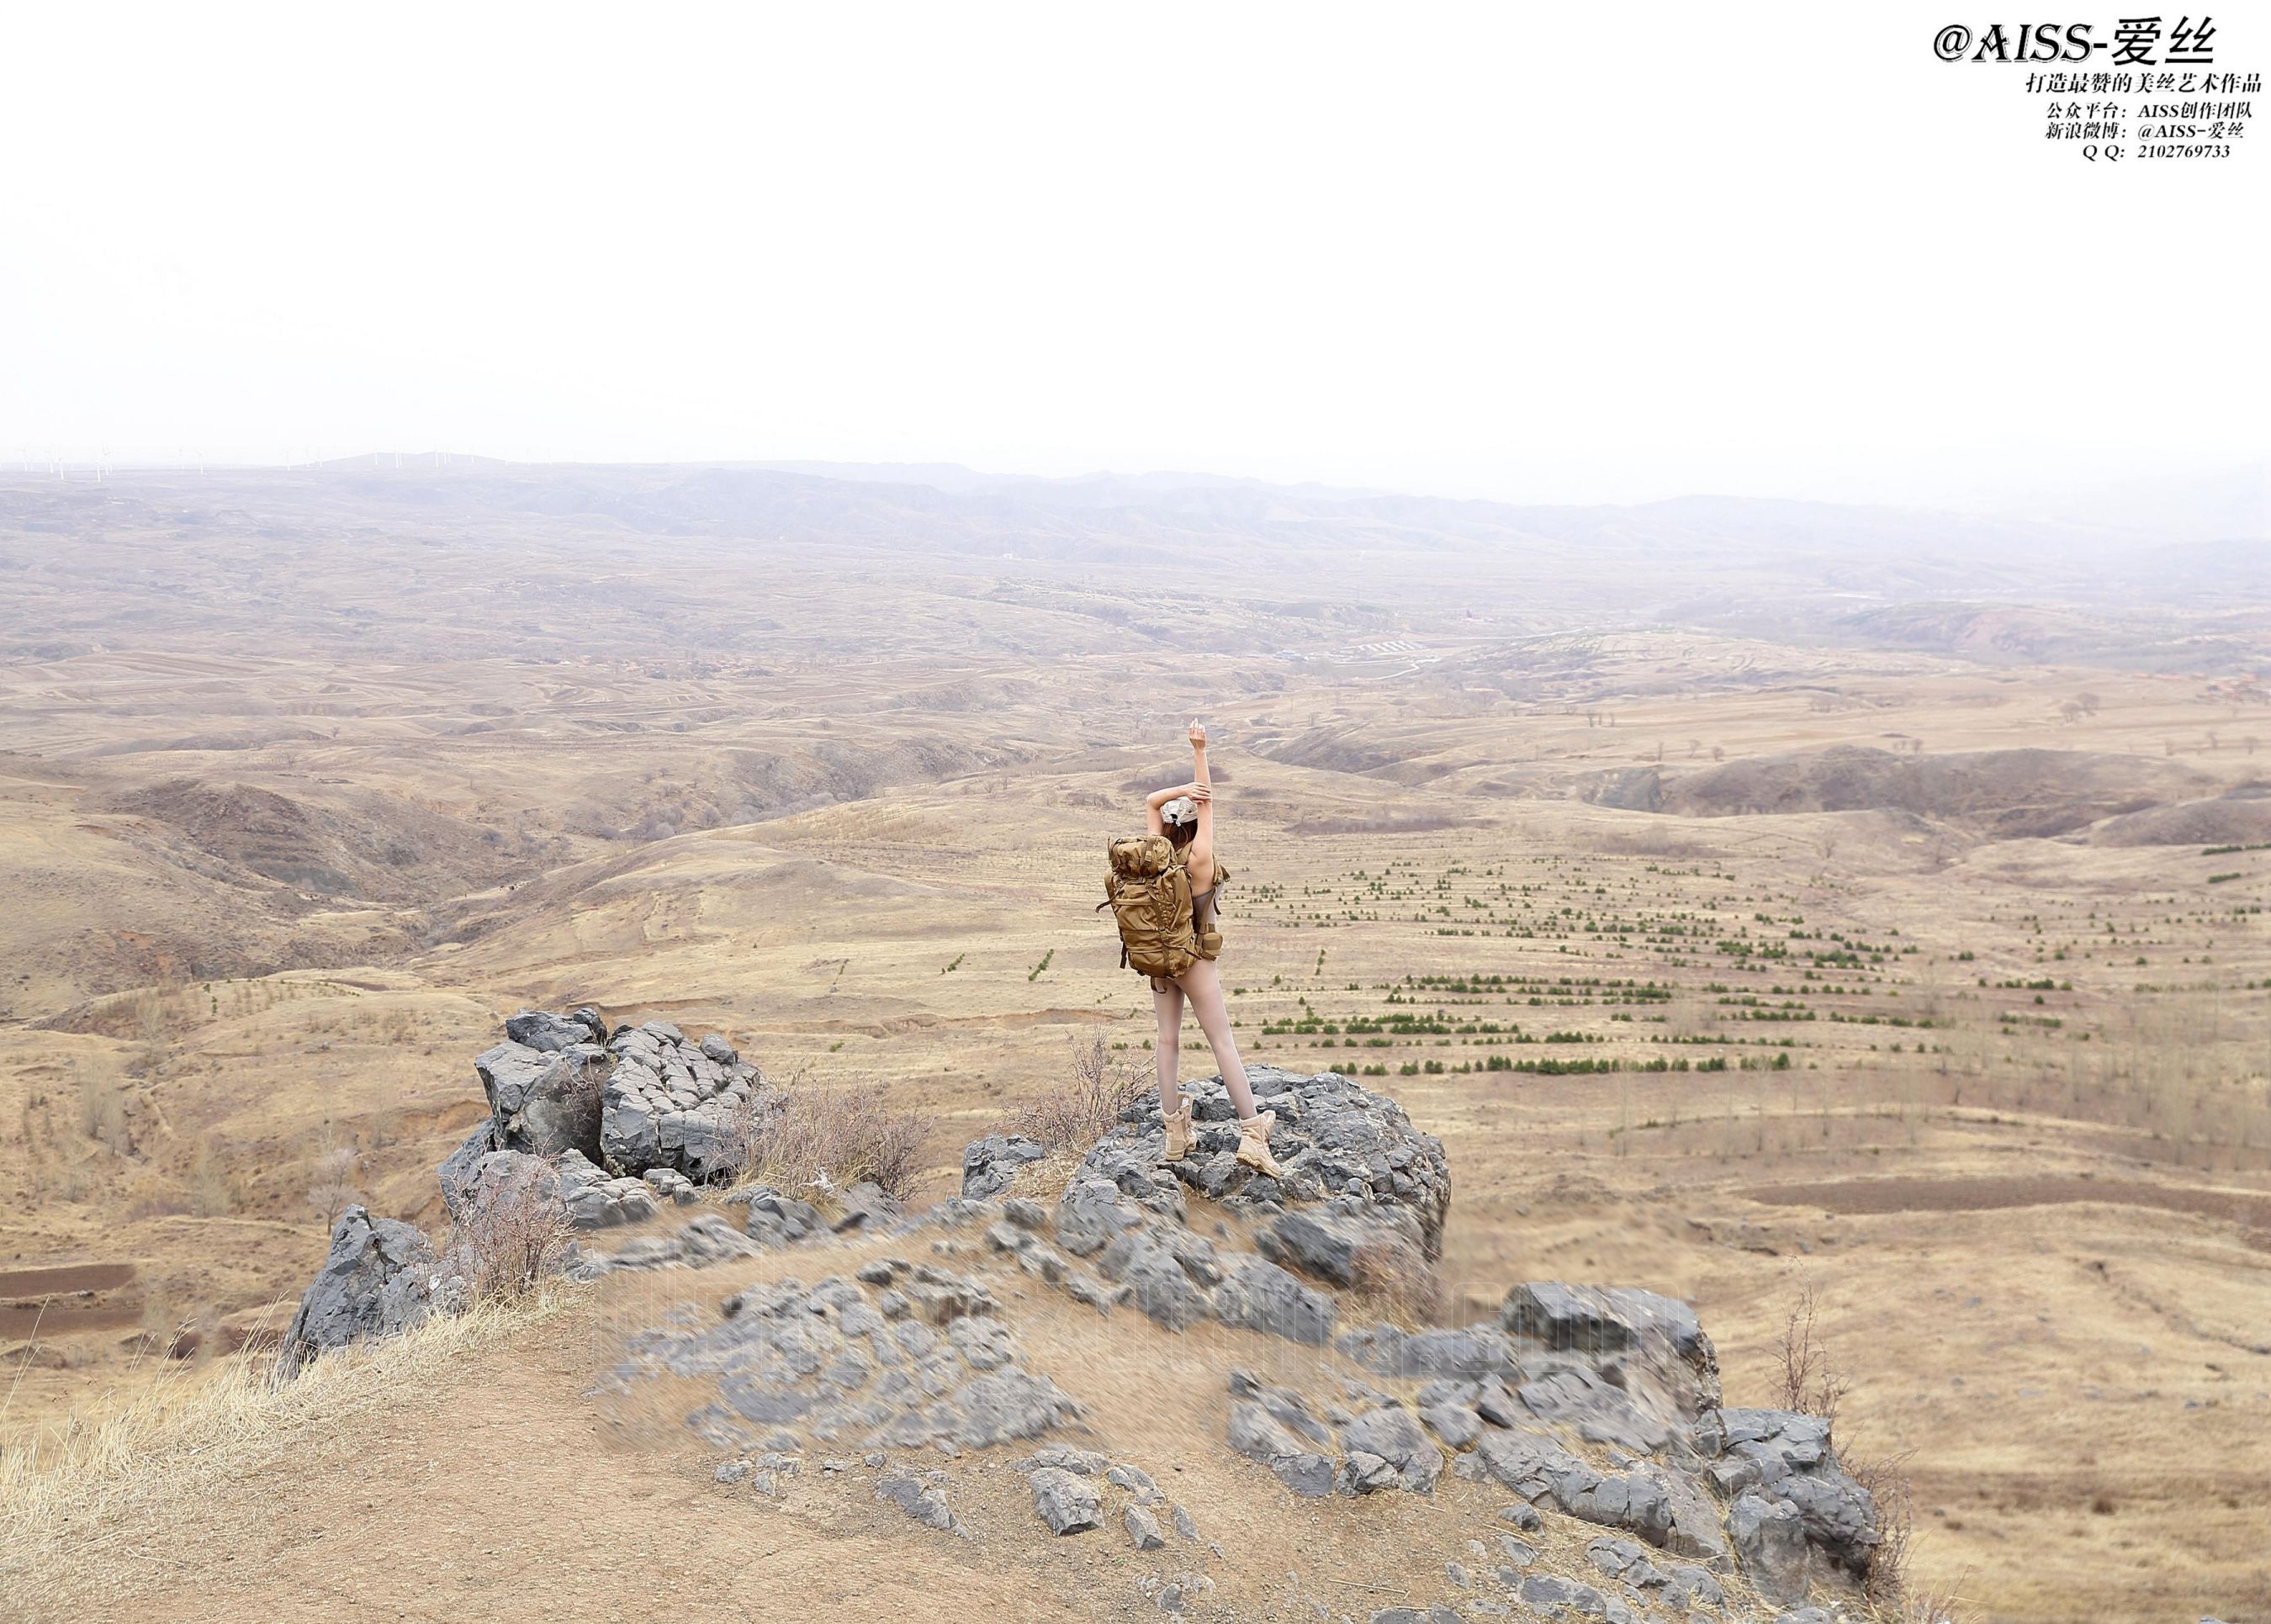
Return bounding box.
[1122,721,1288,1179]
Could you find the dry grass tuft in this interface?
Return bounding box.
[1014,1031,1147,1153]
[1347,1232,1445,1327]
[734,1082,933,1203]
[0,1286,584,1605]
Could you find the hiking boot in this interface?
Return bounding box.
[1162,1099,1195,1161]
[1235,1109,1287,1179]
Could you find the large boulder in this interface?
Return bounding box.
[437,1118,502,1219]
[278,1206,457,1375]
[1728,1489,1814,1605]
[600,1018,771,1182]
[504,1006,607,1052]
[1703,1408,1879,1577]
[475,1039,610,1161]
[553,1148,664,1230]
[1053,1066,1450,1288]
[1505,1281,1723,1416]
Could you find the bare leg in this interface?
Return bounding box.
[1177,959,1260,1119]
[1151,977,1186,1114]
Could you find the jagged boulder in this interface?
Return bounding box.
[278,1206,457,1375]
[877,1467,959,1532]
[1728,1490,1814,1605]
[1505,1280,1723,1415]
[1226,1367,1338,1495]
[443,1143,659,1234]
[475,1034,611,1161]
[1338,1404,1443,1495]
[961,1132,1048,1198]
[737,1186,826,1247]
[600,1018,771,1182]
[1703,1408,1879,1578]
[505,1006,608,1052]
[553,1148,664,1230]
[457,1008,770,1182]
[1213,1258,1337,1346]
[1028,1466,1103,1534]
[437,1118,502,1218]
[1067,1067,1451,1256]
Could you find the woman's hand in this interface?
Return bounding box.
[1183,783,1211,803]
[1188,721,1208,752]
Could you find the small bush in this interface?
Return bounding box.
[738,1082,933,1203]
[1014,1032,1147,1153]
[443,1159,571,1304]
[1775,1283,1848,1426]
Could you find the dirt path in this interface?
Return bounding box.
[18,1307,1086,1624]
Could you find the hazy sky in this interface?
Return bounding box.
[3,3,2263,506]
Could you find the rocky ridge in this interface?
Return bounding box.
[279,1010,1895,1621]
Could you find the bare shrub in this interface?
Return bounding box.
[444,1160,570,1304]
[76,1070,127,1154]
[304,1124,361,1231]
[188,1142,234,1218]
[1015,1032,1146,1153]
[1775,1283,1849,1426]
[738,1082,933,1203]
[1347,1232,1444,1327]
[1770,1285,1964,1620]
[1850,1446,1976,1621]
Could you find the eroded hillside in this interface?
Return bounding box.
[3,464,2267,1621]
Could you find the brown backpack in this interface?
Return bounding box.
[1099,835,1224,978]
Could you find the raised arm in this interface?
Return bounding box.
[1144,776,1199,837]
[1187,722,1214,865]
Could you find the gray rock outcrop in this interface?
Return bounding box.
[453,1009,773,1187]
[1056,1067,1451,1259]
[1029,1466,1103,1534]
[610,1262,1080,1455]
[476,1034,611,1162]
[600,1018,772,1182]
[278,1206,457,1376]
[1704,1407,1881,1579]
[961,1132,1048,1198]
[1505,1279,1723,1415]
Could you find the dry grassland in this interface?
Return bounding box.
[3,467,2265,1620]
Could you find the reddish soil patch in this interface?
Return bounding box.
[0,1262,141,1339]
[1747,1175,2271,1230]
[0,1263,137,1297]
[0,1304,141,1339]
